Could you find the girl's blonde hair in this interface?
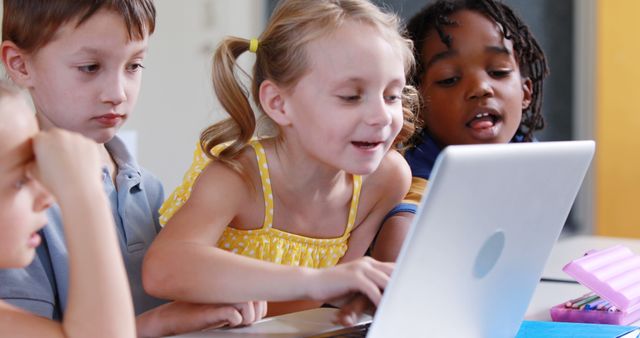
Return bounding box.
[201,0,418,173]
[0,80,21,100]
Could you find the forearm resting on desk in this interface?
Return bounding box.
[143,243,392,307]
[135,300,267,338]
[144,242,331,303]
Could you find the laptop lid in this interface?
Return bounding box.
[367,140,595,338]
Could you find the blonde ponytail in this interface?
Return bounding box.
[200,37,256,173]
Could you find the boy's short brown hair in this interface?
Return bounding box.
[3,0,156,53]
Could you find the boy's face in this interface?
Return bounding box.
[24,9,148,144]
[419,10,532,146]
[0,95,52,268]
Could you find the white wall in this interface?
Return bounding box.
[572,0,596,234]
[127,0,267,191]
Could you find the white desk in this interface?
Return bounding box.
[542,235,640,280]
[524,234,640,322]
[525,280,589,320]
[168,235,640,337]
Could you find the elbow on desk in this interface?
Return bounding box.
[141,246,188,300]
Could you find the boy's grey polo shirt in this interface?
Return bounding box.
[0,135,167,318]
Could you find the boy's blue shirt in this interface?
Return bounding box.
[405,130,442,181]
[387,130,528,217]
[0,135,167,318]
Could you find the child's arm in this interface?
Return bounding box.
[370,212,414,262]
[332,150,411,326]
[340,150,412,263]
[143,160,393,306]
[135,300,267,337]
[371,170,427,262]
[0,129,135,338]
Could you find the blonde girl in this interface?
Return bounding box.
[143,0,417,320]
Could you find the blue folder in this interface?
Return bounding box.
[516,320,640,338]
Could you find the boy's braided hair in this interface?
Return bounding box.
[407,0,549,141]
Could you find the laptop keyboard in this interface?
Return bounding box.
[307,322,371,338]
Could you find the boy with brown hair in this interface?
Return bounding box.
[0,1,264,336]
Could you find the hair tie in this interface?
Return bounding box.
[249,38,259,53]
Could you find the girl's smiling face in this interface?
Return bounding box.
[419,9,532,146]
[274,20,406,175]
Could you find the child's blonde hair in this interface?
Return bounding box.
[0,80,20,100]
[0,81,26,136]
[201,0,418,174]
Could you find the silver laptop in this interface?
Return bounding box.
[168,141,595,338]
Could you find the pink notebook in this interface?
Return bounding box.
[550,245,640,325]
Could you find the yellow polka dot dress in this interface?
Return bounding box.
[159,140,363,268]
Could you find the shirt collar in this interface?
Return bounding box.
[104,135,142,178]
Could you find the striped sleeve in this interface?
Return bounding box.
[385,177,428,218]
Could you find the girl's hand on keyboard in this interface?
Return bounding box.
[307,257,393,306]
[334,294,373,327]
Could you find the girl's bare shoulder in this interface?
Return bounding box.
[191,144,262,207]
[364,149,411,196]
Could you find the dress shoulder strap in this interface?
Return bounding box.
[342,175,363,237]
[249,141,275,230]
